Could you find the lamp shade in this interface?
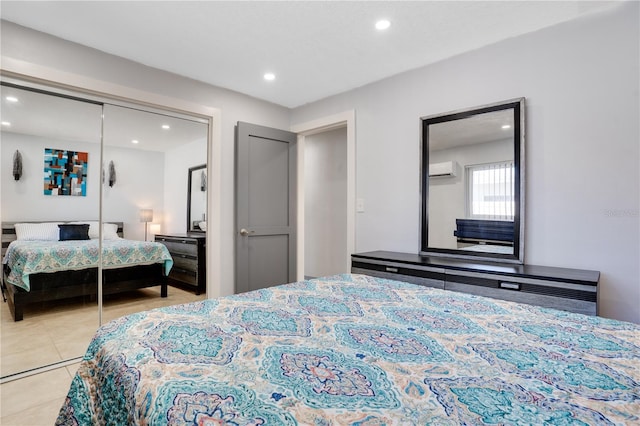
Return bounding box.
[139,209,153,222]
[149,223,161,235]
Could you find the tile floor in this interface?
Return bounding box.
[0,362,78,425]
[0,285,205,425]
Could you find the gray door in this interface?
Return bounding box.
[235,122,297,293]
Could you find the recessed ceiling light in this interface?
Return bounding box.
[132,139,139,144]
[1,121,10,126]
[162,124,170,130]
[375,19,391,31]
[5,96,18,102]
[501,124,512,130]
[264,73,276,81]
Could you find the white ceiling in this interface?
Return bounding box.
[429,108,514,151]
[0,0,620,108]
[1,85,208,151]
[0,1,624,108]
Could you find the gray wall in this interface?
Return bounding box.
[292,3,640,323]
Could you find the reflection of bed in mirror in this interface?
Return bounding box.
[1,221,172,321]
[454,219,514,254]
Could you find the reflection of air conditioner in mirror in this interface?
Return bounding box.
[428,161,457,177]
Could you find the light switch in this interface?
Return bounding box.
[357,198,365,213]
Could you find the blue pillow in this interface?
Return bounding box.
[58,224,90,241]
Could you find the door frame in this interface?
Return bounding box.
[290,110,356,280]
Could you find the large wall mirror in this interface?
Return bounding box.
[0,79,209,380]
[187,164,207,232]
[420,98,525,263]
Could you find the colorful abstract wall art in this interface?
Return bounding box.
[44,148,88,196]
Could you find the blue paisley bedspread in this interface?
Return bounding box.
[56,274,640,425]
[3,239,173,291]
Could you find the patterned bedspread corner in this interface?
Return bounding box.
[56,273,640,425]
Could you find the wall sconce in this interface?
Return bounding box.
[139,209,153,241]
[13,150,22,180]
[103,161,117,187]
[108,160,116,187]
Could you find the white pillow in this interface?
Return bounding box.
[14,222,63,241]
[102,223,120,240]
[69,222,121,240]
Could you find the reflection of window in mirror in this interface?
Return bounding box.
[465,161,515,220]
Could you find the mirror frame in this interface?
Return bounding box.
[420,97,525,264]
[187,164,207,233]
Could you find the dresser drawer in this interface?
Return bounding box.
[351,252,599,316]
[352,260,445,290]
[155,237,198,257]
[353,267,445,289]
[169,267,197,286]
[444,270,597,316]
[445,281,596,316]
[171,254,198,272]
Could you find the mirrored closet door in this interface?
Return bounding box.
[0,83,103,378]
[100,103,208,323]
[1,81,209,380]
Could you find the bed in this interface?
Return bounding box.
[56,273,639,425]
[1,221,172,321]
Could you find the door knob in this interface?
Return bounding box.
[239,228,254,236]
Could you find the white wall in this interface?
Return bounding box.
[163,138,207,235]
[102,145,165,240]
[1,132,101,221]
[0,132,165,241]
[304,127,348,277]
[1,20,291,297]
[292,3,640,323]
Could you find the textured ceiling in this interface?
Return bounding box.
[0,1,624,108]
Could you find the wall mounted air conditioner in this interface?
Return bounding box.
[428,161,457,177]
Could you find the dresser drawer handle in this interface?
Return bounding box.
[500,282,521,291]
[385,267,399,273]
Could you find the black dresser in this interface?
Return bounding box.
[155,233,206,295]
[352,251,599,316]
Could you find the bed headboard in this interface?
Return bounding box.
[1,221,125,258]
[453,219,514,244]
